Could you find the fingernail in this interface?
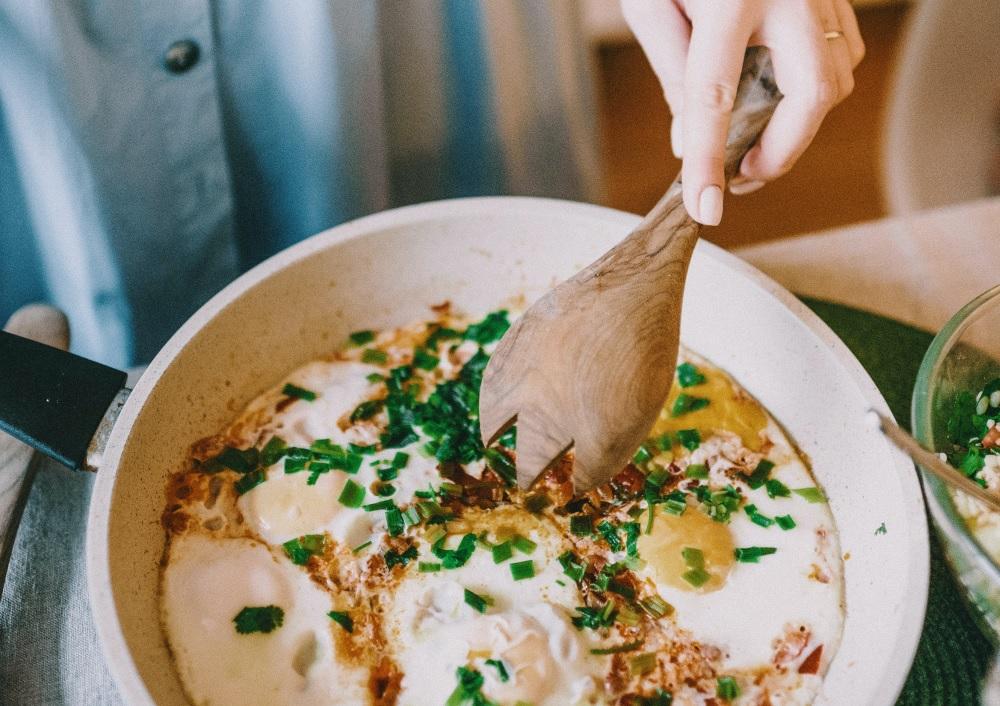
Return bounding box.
[729,178,765,196]
[698,186,723,226]
[670,118,683,158]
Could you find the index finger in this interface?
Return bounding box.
[681,11,754,225]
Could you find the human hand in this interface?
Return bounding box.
[622,0,865,225]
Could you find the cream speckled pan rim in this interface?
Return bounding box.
[86,196,929,705]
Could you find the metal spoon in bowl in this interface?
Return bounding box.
[479,47,782,493]
[867,409,1000,513]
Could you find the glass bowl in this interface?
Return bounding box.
[913,283,1000,643]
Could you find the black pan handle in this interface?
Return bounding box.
[0,331,128,470]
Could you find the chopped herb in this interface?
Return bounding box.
[385,506,404,536]
[685,463,709,479]
[374,481,397,497]
[484,659,509,682]
[216,446,260,473]
[492,541,513,564]
[765,478,791,499]
[233,605,283,634]
[630,652,657,676]
[734,546,777,563]
[432,533,477,569]
[698,484,742,523]
[463,310,510,345]
[338,479,365,508]
[327,610,353,632]
[419,561,442,572]
[676,428,701,451]
[509,560,535,581]
[282,534,325,565]
[511,535,537,555]
[463,588,492,614]
[776,514,796,530]
[361,348,388,365]
[959,447,985,476]
[363,499,395,512]
[597,521,622,552]
[349,330,376,346]
[352,540,372,553]
[401,507,421,526]
[391,451,410,468]
[365,372,384,383]
[639,594,673,618]
[792,487,826,503]
[638,688,674,706]
[746,459,774,489]
[590,640,642,655]
[281,383,316,401]
[498,426,517,449]
[445,666,490,706]
[681,567,710,588]
[558,551,587,583]
[633,445,654,465]
[717,676,740,701]
[572,602,617,630]
[384,545,418,569]
[377,466,399,481]
[671,394,710,417]
[677,362,706,387]
[425,326,460,351]
[260,436,288,466]
[875,522,887,536]
[234,469,265,495]
[624,522,640,557]
[570,514,593,536]
[744,504,774,528]
[484,448,516,486]
[350,399,383,422]
[412,348,439,371]
[681,547,704,569]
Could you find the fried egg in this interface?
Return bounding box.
[160,309,844,705]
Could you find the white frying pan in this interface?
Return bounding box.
[0,197,928,705]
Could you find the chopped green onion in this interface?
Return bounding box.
[624,522,640,557]
[633,445,653,465]
[215,446,260,473]
[524,493,551,513]
[281,383,316,401]
[234,469,266,495]
[676,428,701,451]
[260,436,288,466]
[746,459,775,489]
[327,610,353,632]
[282,534,325,565]
[418,561,442,572]
[377,466,399,482]
[484,658,509,682]
[639,594,673,618]
[655,433,673,451]
[384,545,418,569]
[463,588,492,614]
[630,652,657,676]
[363,499,395,512]
[681,547,704,569]
[681,567,711,588]
[338,479,365,508]
[352,540,372,553]
[412,348,439,371]
[677,362,706,387]
[744,504,774,528]
[570,514,593,536]
[484,448,516,486]
[685,463,709,479]
[401,507,421,526]
[233,605,284,634]
[792,487,826,503]
[512,534,537,555]
[717,676,740,701]
[361,349,388,365]
[492,541,513,564]
[365,372,384,383]
[350,399,383,422]
[589,640,642,655]
[349,330,375,346]
[734,546,777,563]
[776,514,796,530]
[385,506,404,536]
[509,560,535,581]
[557,551,587,583]
[597,520,623,552]
[432,533,477,569]
[765,478,791,499]
[349,442,377,455]
[671,394,710,417]
[462,310,510,345]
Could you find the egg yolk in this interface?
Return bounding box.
[653,363,767,451]
[638,504,734,593]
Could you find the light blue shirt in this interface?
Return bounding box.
[1,0,600,366]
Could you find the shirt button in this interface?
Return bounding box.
[163,39,200,74]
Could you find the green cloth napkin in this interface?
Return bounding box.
[803,299,994,705]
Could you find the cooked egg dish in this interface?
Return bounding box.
[160,307,844,706]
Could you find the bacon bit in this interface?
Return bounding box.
[798,644,824,675]
[983,426,1000,449]
[430,301,452,316]
[275,395,296,413]
[162,509,190,534]
[189,435,226,463]
[772,624,810,666]
[605,653,631,694]
[609,464,646,497]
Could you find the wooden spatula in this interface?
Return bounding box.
[479,47,782,492]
